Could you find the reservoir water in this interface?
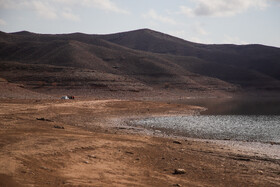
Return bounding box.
[130,115,280,143]
[128,98,280,143]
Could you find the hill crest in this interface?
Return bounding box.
[0,28,279,94]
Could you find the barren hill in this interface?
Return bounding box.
[97,29,280,86]
[0,29,280,96]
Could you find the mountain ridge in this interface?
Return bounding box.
[1,28,280,94]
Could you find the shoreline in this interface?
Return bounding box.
[1,98,280,186]
[110,115,280,160]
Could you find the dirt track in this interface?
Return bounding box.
[0,99,279,187]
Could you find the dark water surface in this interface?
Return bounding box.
[179,97,280,115]
[129,97,280,143]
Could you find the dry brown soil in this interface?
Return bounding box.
[0,99,279,187]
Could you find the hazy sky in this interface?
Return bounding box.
[0,0,280,47]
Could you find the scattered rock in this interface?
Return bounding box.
[40,166,49,170]
[135,158,140,160]
[83,160,89,164]
[173,169,186,174]
[53,125,64,129]
[258,170,264,175]
[36,117,52,122]
[125,151,134,154]
[88,155,97,159]
[173,140,182,144]
[269,142,280,145]
[173,184,181,187]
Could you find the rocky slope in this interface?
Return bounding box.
[0,29,279,94]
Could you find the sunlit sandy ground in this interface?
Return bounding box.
[0,99,279,187]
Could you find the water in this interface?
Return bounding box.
[178,97,280,115]
[128,98,280,143]
[129,115,280,143]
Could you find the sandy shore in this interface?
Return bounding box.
[0,99,279,187]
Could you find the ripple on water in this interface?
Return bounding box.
[130,115,280,143]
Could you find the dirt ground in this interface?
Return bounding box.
[0,99,279,187]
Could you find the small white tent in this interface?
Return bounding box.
[61,96,69,99]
